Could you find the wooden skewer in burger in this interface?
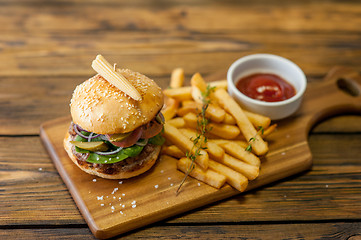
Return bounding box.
[63,55,165,179]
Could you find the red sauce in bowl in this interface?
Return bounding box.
[236,73,296,102]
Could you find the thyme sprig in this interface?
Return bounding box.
[245,126,264,152]
[176,85,215,194]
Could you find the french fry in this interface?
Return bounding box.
[163,123,209,169]
[191,72,208,93]
[177,101,226,123]
[210,139,249,149]
[223,113,237,125]
[218,154,259,180]
[161,97,180,121]
[191,73,215,104]
[183,112,240,139]
[213,88,268,155]
[170,68,185,88]
[263,124,277,138]
[165,80,226,99]
[191,85,203,103]
[177,157,226,189]
[163,69,276,192]
[211,139,260,167]
[163,87,193,101]
[162,145,185,159]
[209,79,227,90]
[167,117,186,128]
[206,141,225,162]
[166,79,226,103]
[208,160,248,192]
[243,110,271,129]
[179,128,225,161]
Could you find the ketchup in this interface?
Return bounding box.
[236,73,296,102]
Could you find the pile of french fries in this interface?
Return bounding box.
[161,68,276,192]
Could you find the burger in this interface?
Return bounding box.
[63,69,165,179]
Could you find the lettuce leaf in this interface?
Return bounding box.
[148,133,165,145]
[86,144,144,164]
[72,131,164,164]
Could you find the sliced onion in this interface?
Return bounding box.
[95,147,123,156]
[135,138,148,146]
[74,124,91,139]
[76,124,89,133]
[99,134,109,141]
[74,124,101,140]
[87,132,94,142]
[89,133,101,139]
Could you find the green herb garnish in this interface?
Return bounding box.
[176,84,215,194]
[245,126,264,152]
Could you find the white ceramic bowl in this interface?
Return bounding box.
[227,54,307,120]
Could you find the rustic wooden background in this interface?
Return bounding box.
[0,0,360,239]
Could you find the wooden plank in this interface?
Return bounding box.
[0,1,360,77]
[0,133,359,225]
[0,32,361,77]
[0,72,360,229]
[0,76,169,135]
[0,0,360,32]
[1,73,361,135]
[172,133,361,223]
[0,136,86,225]
[0,222,360,240]
[38,67,361,238]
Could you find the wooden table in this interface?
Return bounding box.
[1,0,361,239]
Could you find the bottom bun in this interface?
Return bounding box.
[63,132,161,179]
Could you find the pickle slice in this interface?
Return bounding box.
[70,141,109,152]
[107,132,132,142]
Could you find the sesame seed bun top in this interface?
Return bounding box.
[70,69,164,134]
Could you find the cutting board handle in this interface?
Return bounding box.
[297,67,361,135]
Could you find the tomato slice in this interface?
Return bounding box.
[141,120,163,139]
[110,127,143,148]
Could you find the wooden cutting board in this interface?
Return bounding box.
[40,67,361,239]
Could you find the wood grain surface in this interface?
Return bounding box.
[1,0,361,239]
[39,67,360,238]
